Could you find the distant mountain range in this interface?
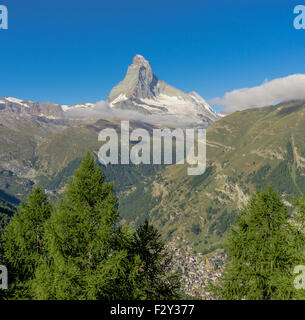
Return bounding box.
[0,96,64,119]
[0,55,219,126]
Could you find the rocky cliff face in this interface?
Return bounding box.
[108,55,159,101]
[0,97,64,119]
[107,54,219,126]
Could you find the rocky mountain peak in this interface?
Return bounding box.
[107,55,219,125]
[108,54,159,102]
[132,54,151,68]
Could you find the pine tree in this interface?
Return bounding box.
[130,220,181,299]
[2,187,52,299]
[0,214,11,263]
[0,212,10,300]
[210,186,305,300]
[31,152,140,299]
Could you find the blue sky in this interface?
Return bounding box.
[0,0,305,112]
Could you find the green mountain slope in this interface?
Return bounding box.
[0,116,71,201]
[119,100,305,253]
[34,119,163,194]
[0,116,164,202]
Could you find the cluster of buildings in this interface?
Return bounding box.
[168,241,227,299]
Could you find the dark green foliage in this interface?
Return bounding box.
[211,187,305,300]
[119,182,161,226]
[285,141,294,164]
[0,189,20,206]
[191,223,202,235]
[251,161,299,197]
[206,206,218,220]
[268,162,298,194]
[26,152,180,300]
[0,197,16,216]
[0,153,181,300]
[103,164,163,193]
[38,160,163,195]
[130,221,181,300]
[31,152,131,299]
[2,188,52,299]
[250,141,299,198]
[0,197,15,264]
[188,165,214,188]
[37,157,83,190]
[215,209,237,235]
[295,169,305,191]
[250,164,271,187]
[0,213,11,266]
[277,103,305,116]
[0,201,13,300]
[0,172,33,203]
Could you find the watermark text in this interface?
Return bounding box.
[294,5,305,29]
[0,265,8,290]
[98,121,206,176]
[0,5,8,30]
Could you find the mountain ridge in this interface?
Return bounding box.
[107,54,219,125]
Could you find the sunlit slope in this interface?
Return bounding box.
[119,100,305,253]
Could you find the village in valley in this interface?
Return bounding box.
[168,240,227,300]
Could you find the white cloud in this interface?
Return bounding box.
[209,74,305,114]
[64,100,197,127]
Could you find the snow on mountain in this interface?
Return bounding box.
[61,102,95,111]
[0,96,96,119]
[3,97,31,108]
[188,91,216,114]
[0,55,219,126]
[0,97,64,119]
[107,54,219,126]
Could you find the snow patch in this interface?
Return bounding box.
[189,92,216,114]
[5,97,30,108]
[62,103,95,112]
[110,94,127,106]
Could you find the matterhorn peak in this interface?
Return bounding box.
[108,54,158,102]
[132,54,150,67]
[107,55,219,126]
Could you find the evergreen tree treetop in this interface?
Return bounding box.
[210,186,305,300]
[2,187,52,299]
[65,151,116,210]
[32,152,133,299]
[130,220,181,300]
[3,187,52,274]
[45,152,119,260]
